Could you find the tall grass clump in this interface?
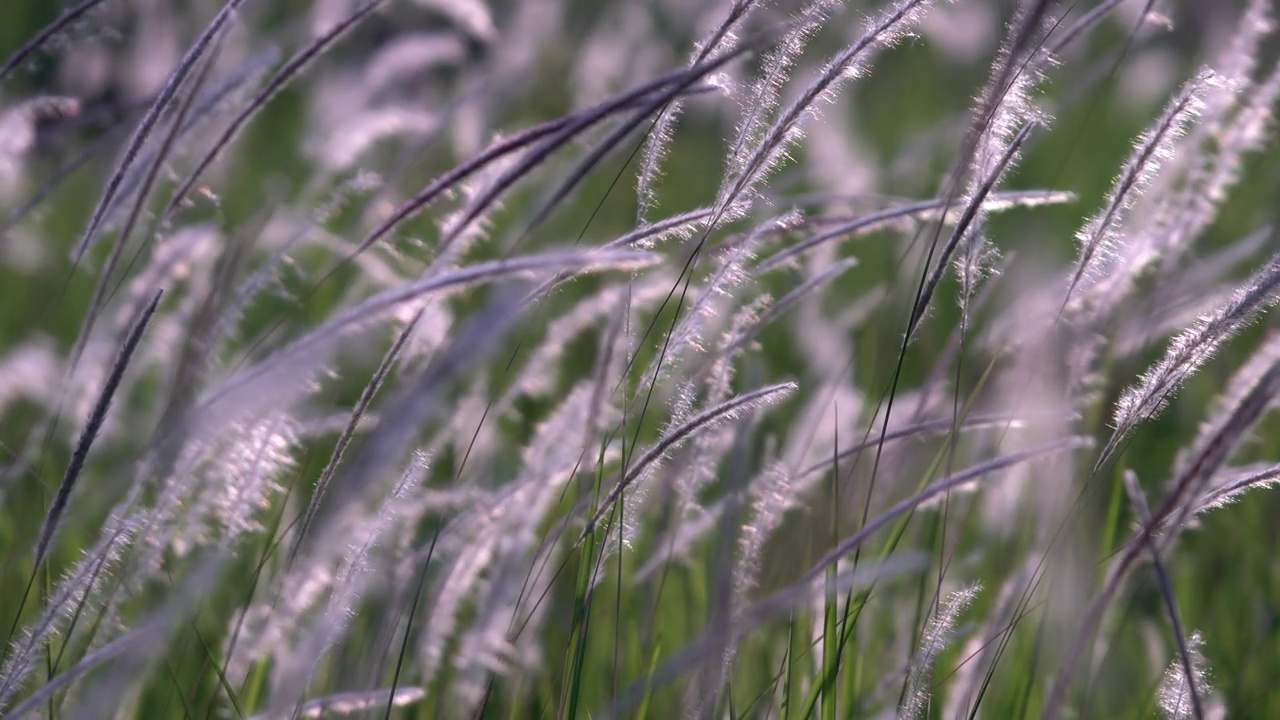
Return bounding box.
[1,0,1279,717]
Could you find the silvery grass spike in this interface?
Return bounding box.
[899,584,980,720]
[68,38,223,374]
[29,290,161,575]
[637,0,763,223]
[162,0,387,223]
[579,381,796,541]
[714,0,936,220]
[1157,632,1215,720]
[1102,251,1280,469]
[193,249,658,425]
[907,121,1036,341]
[0,514,141,712]
[1046,253,1280,718]
[0,0,113,83]
[1124,470,1204,720]
[347,36,768,275]
[73,0,253,264]
[756,189,1073,272]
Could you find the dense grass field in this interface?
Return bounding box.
[1,0,1278,717]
